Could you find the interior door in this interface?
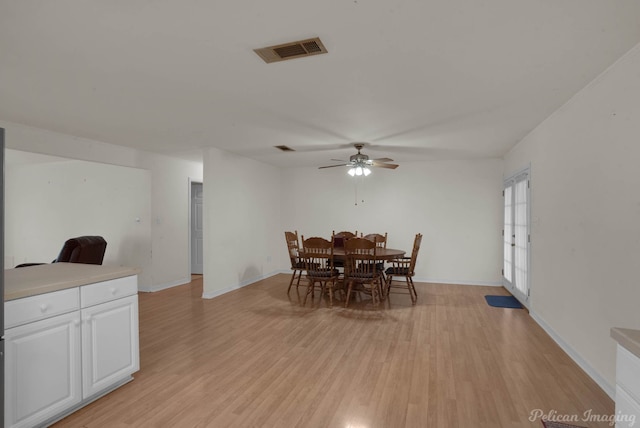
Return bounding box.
[190,182,203,275]
[503,170,530,305]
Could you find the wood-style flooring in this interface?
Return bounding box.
[53,274,613,428]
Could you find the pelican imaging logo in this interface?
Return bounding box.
[529,409,636,426]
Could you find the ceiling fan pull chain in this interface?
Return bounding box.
[353,175,366,205]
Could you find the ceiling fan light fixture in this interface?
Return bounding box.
[347,163,371,177]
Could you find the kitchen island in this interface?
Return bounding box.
[4,263,141,428]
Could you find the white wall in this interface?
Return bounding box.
[504,43,640,396]
[202,147,282,298]
[1,121,203,291]
[5,154,152,286]
[280,158,504,285]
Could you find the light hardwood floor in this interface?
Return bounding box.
[53,274,613,428]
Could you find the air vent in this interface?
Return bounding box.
[275,145,295,152]
[254,37,328,64]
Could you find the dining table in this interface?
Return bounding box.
[332,247,406,260]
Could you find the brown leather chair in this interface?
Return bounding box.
[16,236,107,267]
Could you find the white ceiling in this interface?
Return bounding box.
[1,1,640,168]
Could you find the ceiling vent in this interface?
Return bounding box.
[254,37,328,64]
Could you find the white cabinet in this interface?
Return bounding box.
[4,275,139,428]
[615,344,640,428]
[4,311,82,428]
[81,294,139,398]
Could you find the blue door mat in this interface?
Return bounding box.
[484,295,523,309]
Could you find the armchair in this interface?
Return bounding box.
[15,236,107,268]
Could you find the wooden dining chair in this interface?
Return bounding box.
[332,230,357,247]
[363,233,388,278]
[343,237,383,307]
[385,233,423,304]
[300,236,342,306]
[284,231,305,293]
[363,233,387,248]
[332,230,357,269]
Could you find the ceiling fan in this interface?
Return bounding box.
[318,143,399,175]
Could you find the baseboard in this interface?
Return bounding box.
[202,270,281,299]
[529,310,615,399]
[414,277,502,287]
[198,271,500,297]
[271,271,501,288]
[139,277,191,293]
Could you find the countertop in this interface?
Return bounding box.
[611,327,640,359]
[4,263,141,301]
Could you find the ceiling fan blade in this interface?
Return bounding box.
[372,162,399,169]
[330,159,348,162]
[373,157,394,162]
[319,164,349,169]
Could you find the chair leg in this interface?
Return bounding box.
[404,276,416,304]
[385,275,393,296]
[378,273,386,300]
[372,282,379,306]
[319,281,327,304]
[296,270,302,287]
[408,276,417,304]
[287,270,297,293]
[344,281,354,308]
[303,279,314,305]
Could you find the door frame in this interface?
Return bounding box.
[503,165,531,307]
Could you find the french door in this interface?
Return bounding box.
[503,170,530,305]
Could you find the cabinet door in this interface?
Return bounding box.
[81,295,140,399]
[4,311,82,428]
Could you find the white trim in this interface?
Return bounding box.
[202,272,502,294]
[269,272,504,287]
[529,310,615,400]
[414,277,502,287]
[138,277,192,293]
[202,271,281,299]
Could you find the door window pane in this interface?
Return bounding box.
[503,184,513,283]
[514,179,528,296]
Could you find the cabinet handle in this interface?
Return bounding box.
[40,304,49,313]
[74,319,81,326]
[110,287,117,296]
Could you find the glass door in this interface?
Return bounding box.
[503,170,530,305]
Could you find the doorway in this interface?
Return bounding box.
[190,181,203,275]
